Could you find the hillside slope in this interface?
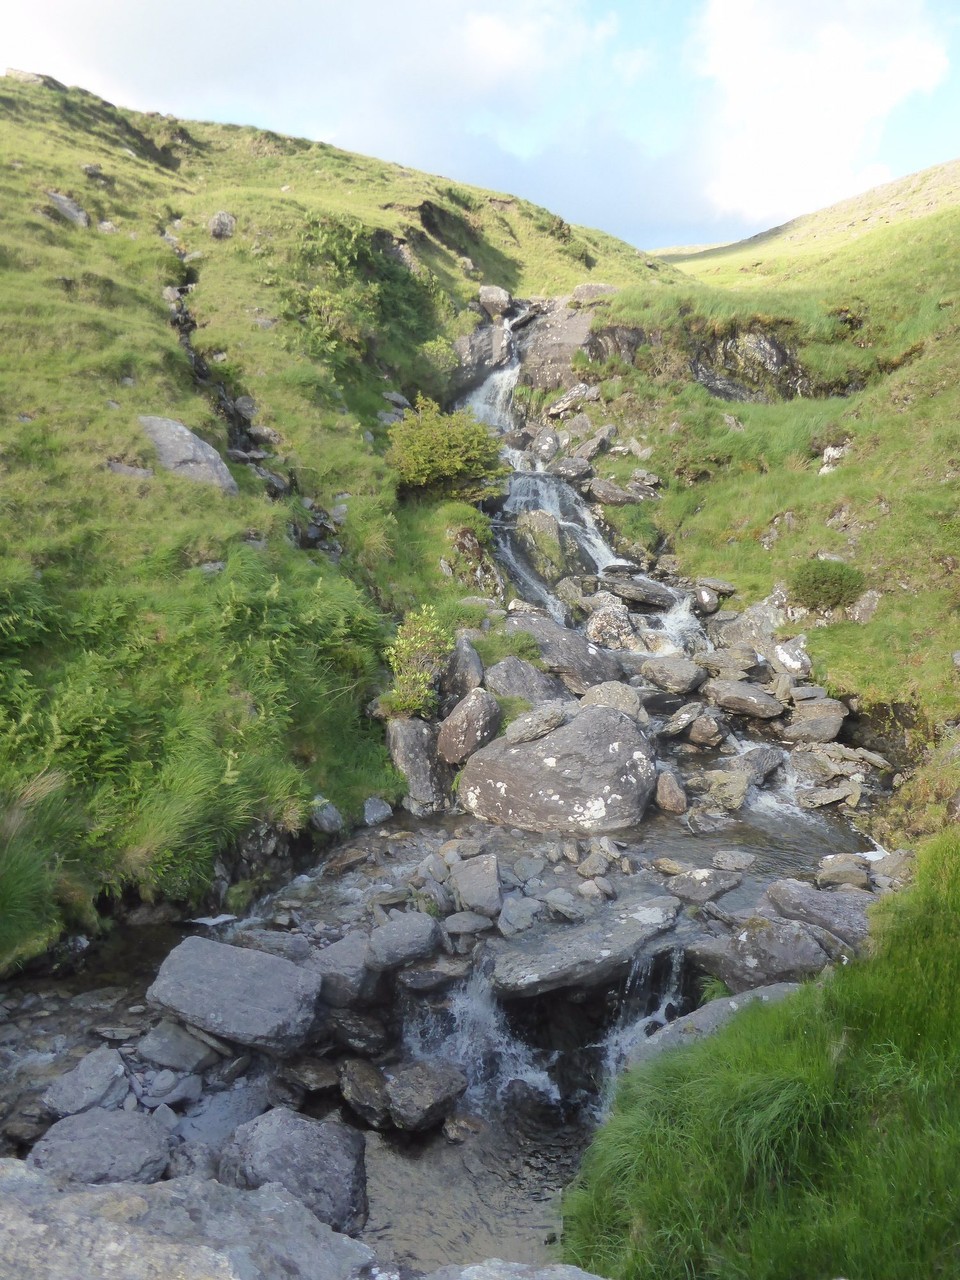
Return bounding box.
[0,75,666,966]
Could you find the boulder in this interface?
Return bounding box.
[687,713,727,747]
[208,210,237,238]
[665,868,741,905]
[0,1159,374,1280]
[441,636,484,706]
[146,936,324,1055]
[479,285,512,319]
[448,854,503,918]
[42,1047,128,1117]
[504,700,569,744]
[581,681,647,722]
[701,679,785,719]
[485,895,680,996]
[362,796,393,825]
[427,1260,606,1280]
[547,456,594,484]
[484,656,572,705]
[780,699,848,743]
[763,878,872,950]
[338,1060,391,1129]
[688,917,840,992]
[306,932,376,1008]
[504,615,622,693]
[437,689,502,764]
[641,657,707,695]
[28,1109,171,1185]
[655,771,688,814]
[515,510,588,584]
[584,602,636,650]
[459,705,656,834]
[386,718,450,815]
[138,416,238,495]
[625,983,800,1067]
[588,478,638,505]
[366,912,441,972]
[137,1021,221,1073]
[45,190,89,227]
[386,1062,469,1131]
[498,895,545,936]
[219,1108,367,1234]
[601,574,680,609]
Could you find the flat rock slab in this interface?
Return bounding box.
[459,705,656,834]
[220,1107,367,1234]
[138,416,238,495]
[306,932,375,1008]
[0,1159,373,1280]
[484,895,680,997]
[702,679,785,719]
[626,983,800,1067]
[28,1108,172,1184]
[763,878,873,950]
[665,868,742,905]
[138,1020,221,1073]
[147,936,324,1055]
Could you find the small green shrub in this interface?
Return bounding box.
[789,559,865,610]
[381,605,452,717]
[387,396,506,499]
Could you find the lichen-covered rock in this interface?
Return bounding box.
[138,416,238,494]
[484,656,573,705]
[386,718,450,815]
[641,657,708,695]
[701,678,785,719]
[459,705,656,834]
[437,688,502,764]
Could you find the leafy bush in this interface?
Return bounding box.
[387,395,506,499]
[789,559,865,610]
[381,605,452,717]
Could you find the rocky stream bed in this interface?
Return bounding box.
[0,289,914,1279]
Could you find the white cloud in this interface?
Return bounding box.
[691,0,950,223]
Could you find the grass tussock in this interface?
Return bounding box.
[563,828,960,1280]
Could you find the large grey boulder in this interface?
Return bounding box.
[504,615,621,693]
[459,705,656,834]
[220,1107,367,1234]
[386,1061,469,1131]
[515,510,589,584]
[0,1159,373,1280]
[28,1109,171,1184]
[448,853,503,918]
[147,936,324,1055]
[208,210,237,238]
[780,698,848,743]
[701,678,785,719]
[479,285,512,318]
[688,916,843,992]
[45,190,90,227]
[386,718,450,815]
[504,700,569,744]
[306,932,376,1007]
[42,1046,128,1117]
[762,878,872,950]
[138,416,239,495]
[483,656,572,705]
[641,657,707,695]
[437,688,502,764]
[484,895,680,997]
[602,573,680,609]
[366,912,441,972]
[441,636,484,706]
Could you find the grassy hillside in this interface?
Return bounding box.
[0,75,662,967]
[564,159,960,843]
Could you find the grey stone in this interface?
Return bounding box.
[479,285,512,318]
[816,853,871,888]
[138,416,238,495]
[701,679,785,719]
[583,601,636,650]
[42,1046,128,1117]
[28,1108,171,1184]
[498,896,545,936]
[387,718,450,815]
[174,1077,270,1149]
[641,657,707,695]
[449,854,503,918]
[601,573,680,609]
[208,210,237,239]
[220,1107,367,1233]
[665,868,741,905]
[0,1159,374,1280]
[688,713,727,746]
[441,636,485,705]
[386,1061,469,1131]
[45,190,89,227]
[437,688,503,764]
[655,771,688,814]
[484,656,572,705]
[141,1074,203,1109]
[780,699,849,743]
[460,705,656,835]
[146,936,324,1054]
[306,932,376,1007]
[661,702,704,736]
[231,928,313,964]
[504,615,621,694]
[367,912,441,972]
[543,888,590,922]
[763,878,872,949]
[309,797,344,834]
[444,910,494,935]
[712,849,756,872]
[688,916,838,992]
[580,681,646,721]
[626,983,800,1067]
[362,795,393,825]
[338,1059,390,1129]
[485,895,680,996]
[428,1262,606,1280]
[505,700,570,744]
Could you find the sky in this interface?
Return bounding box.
[5,0,960,249]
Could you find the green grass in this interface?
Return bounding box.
[563,828,960,1280]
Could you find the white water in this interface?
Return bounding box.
[403,970,560,1107]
